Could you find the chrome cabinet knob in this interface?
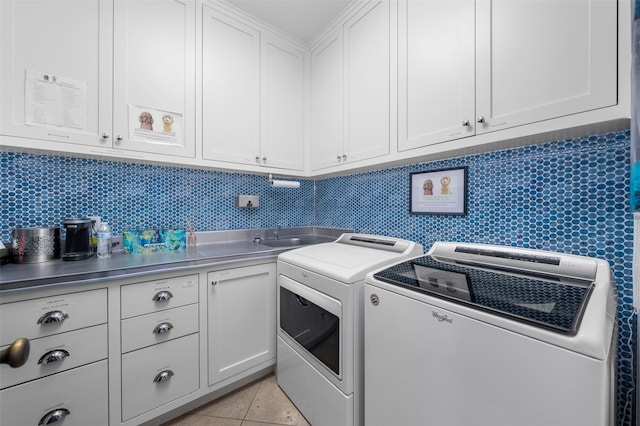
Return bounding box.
[153,322,174,335]
[342,154,347,160]
[37,310,69,325]
[263,157,267,162]
[477,116,486,124]
[38,349,70,365]
[102,133,109,139]
[0,338,30,368]
[211,280,218,286]
[152,290,173,302]
[153,369,174,384]
[39,408,70,425]
[462,119,470,127]
[337,155,342,160]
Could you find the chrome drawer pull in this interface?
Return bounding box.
[153,369,174,384]
[37,310,69,325]
[152,290,173,302]
[38,408,70,425]
[153,322,174,335]
[38,349,70,365]
[0,338,30,368]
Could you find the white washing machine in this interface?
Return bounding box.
[364,242,617,426]
[276,233,423,426]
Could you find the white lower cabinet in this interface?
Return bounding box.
[208,263,277,385]
[0,261,279,426]
[0,355,109,426]
[0,287,108,425]
[120,274,200,422]
[121,333,199,421]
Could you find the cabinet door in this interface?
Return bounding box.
[310,30,345,171]
[0,0,112,148]
[113,0,195,157]
[202,5,261,165]
[475,0,617,134]
[397,0,475,151]
[344,0,390,163]
[208,263,276,386]
[260,36,305,171]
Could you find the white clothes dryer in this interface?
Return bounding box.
[276,233,423,426]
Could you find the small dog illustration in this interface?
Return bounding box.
[423,179,433,195]
[162,114,174,134]
[440,176,451,195]
[139,112,154,131]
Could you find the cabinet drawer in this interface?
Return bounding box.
[121,274,198,319]
[0,289,107,345]
[0,360,108,426]
[121,333,199,421]
[0,324,107,390]
[121,303,199,353]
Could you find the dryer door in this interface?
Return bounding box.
[279,275,342,379]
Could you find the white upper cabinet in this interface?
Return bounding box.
[310,30,344,170]
[201,3,304,172]
[475,0,617,134]
[261,36,305,171]
[202,6,261,165]
[0,0,195,159]
[397,0,475,151]
[310,0,392,171]
[0,0,112,148]
[113,0,196,158]
[398,0,619,152]
[344,0,391,163]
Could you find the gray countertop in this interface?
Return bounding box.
[0,227,351,293]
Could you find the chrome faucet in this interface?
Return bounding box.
[274,224,281,240]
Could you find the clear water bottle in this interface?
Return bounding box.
[96,222,112,258]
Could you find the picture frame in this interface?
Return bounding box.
[410,166,467,215]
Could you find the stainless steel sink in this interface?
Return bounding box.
[260,235,335,248]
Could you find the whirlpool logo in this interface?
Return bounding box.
[432,311,453,324]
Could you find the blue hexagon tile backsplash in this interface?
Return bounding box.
[1,129,636,424]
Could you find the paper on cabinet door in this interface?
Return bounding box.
[24,69,88,131]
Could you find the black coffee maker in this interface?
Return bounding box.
[62,218,92,260]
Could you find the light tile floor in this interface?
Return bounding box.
[162,373,310,426]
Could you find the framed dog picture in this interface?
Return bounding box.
[410,166,467,215]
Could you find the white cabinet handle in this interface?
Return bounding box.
[38,349,70,365]
[37,310,69,325]
[153,322,174,335]
[153,369,174,384]
[152,290,173,302]
[39,408,70,425]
